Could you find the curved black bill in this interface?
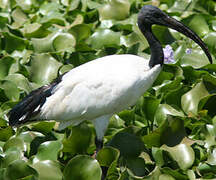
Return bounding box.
[163,16,212,64]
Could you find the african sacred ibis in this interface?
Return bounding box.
[9,5,212,151]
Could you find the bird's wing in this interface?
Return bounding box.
[39,54,150,122]
[8,75,63,126]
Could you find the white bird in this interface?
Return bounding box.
[9,5,212,151]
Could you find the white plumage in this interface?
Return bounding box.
[40,54,161,140]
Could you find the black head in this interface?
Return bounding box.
[138,5,168,26]
[138,5,212,64]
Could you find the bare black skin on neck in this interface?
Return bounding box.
[138,23,164,68]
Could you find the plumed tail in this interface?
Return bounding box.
[8,75,63,126]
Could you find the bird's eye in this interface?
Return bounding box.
[153,12,163,18]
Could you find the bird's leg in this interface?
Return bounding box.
[92,138,108,180]
[101,166,108,180]
[92,115,111,180]
[92,137,103,158]
[91,138,107,180]
[92,115,110,156]
[95,137,103,153]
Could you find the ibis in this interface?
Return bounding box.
[9,5,212,152]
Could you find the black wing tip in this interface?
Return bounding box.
[8,104,28,127]
[8,87,47,127]
[8,73,65,127]
[8,112,19,127]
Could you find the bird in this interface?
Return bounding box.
[9,5,212,153]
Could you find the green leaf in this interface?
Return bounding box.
[3,32,28,53]
[4,160,38,180]
[120,32,142,48]
[161,167,188,180]
[142,128,162,148]
[3,137,25,152]
[39,1,61,16]
[181,81,209,115]
[0,101,17,115]
[11,7,28,28]
[152,147,164,166]
[2,149,23,168]
[5,73,31,93]
[188,15,209,37]
[62,123,92,154]
[16,131,44,155]
[161,143,195,170]
[141,96,160,122]
[31,32,57,53]
[15,0,35,12]
[179,49,212,68]
[22,23,51,38]
[160,118,186,147]
[152,25,175,45]
[118,109,135,126]
[108,114,125,129]
[17,131,43,144]
[87,29,121,49]
[32,160,63,180]
[0,127,14,142]
[32,32,75,53]
[40,12,65,27]
[11,49,33,64]
[181,66,207,83]
[0,0,9,9]
[29,134,57,156]
[0,57,15,80]
[169,0,194,13]
[126,157,147,177]
[69,24,91,42]
[154,104,184,127]
[143,117,186,147]
[198,163,216,176]
[96,146,119,167]
[63,155,102,180]
[99,0,130,20]
[31,35,54,53]
[0,12,10,28]
[33,141,62,162]
[108,132,144,158]
[0,80,20,101]
[59,64,74,75]
[159,174,175,180]
[53,33,76,52]
[30,53,62,84]
[203,32,216,53]
[164,85,189,109]
[106,158,119,180]
[204,124,216,149]
[207,148,216,165]
[31,122,56,134]
[154,65,184,94]
[187,170,196,180]
[153,70,174,86]
[141,166,161,179]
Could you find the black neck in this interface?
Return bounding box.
[139,24,164,68]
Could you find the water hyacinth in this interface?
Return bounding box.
[186,48,192,54]
[163,45,175,64]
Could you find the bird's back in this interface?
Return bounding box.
[39,54,161,122]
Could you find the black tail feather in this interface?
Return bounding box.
[8,75,64,126]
